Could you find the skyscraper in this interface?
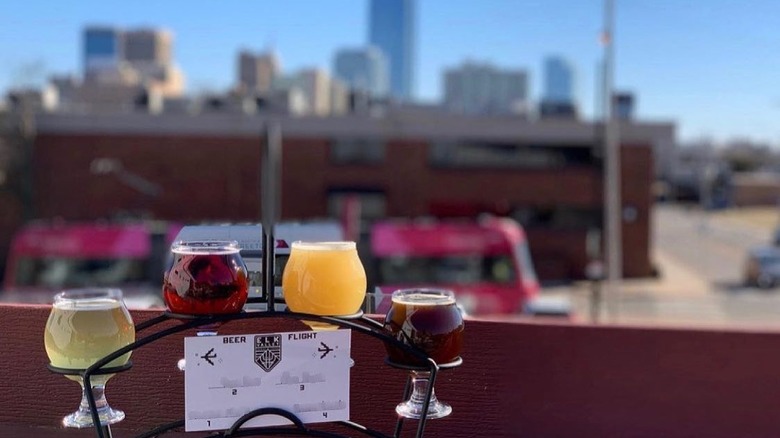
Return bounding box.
[297,68,337,116]
[238,50,280,94]
[124,29,172,65]
[443,62,528,115]
[124,29,183,97]
[543,56,575,105]
[539,56,577,118]
[333,46,388,97]
[81,26,184,97]
[83,26,122,72]
[368,0,415,100]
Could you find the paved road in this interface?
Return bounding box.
[654,205,769,292]
[558,204,780,328]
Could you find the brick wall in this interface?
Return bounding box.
[31,133,654,280]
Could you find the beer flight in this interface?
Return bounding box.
[44,239,465,429]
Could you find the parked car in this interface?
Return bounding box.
[744,246,780,289]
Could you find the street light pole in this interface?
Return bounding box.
[602,0,622,320]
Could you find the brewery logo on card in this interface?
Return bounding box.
[254,334,282,372]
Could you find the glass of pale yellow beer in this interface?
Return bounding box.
[44,288,135,428]
[282,241,367,317]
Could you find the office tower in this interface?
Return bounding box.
[238,50,280,94]
[80,26,184,101]
[297,68,333,116]
[543,56,575,105]
[123,28,183,97]
[443,61,528,115]
[124,29,172,65]
[83,26,123,73]
[330,77,349,115]
[333,46,388,97]
[613,92,635,120]
[368,0,415,100]
[539,56,577,118]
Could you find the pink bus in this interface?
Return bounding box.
[2,221,181,307]
[371,217,541,315]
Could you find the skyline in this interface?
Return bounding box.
[2,0,780,143]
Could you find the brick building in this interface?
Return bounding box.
[28,110,674,281]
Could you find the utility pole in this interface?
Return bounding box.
[602,0,622,320]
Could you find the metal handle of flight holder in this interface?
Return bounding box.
[262,121,281,310]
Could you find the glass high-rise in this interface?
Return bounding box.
[443,62,528,115]
[333,46,388,97]
[84,26,122,72]
[368,0,415,100]
[543,56,575,105]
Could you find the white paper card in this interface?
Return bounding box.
[184,329,351,432]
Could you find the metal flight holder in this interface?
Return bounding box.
[80,311,456,438]
[63,123,462,438]
[258,121,281,311]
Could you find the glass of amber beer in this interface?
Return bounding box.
[384,288,464,419]
[44,288,135,427]
[282,241,367,317]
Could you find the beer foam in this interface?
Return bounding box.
[391,292,456,306]
[292,241,356,251]
[54,298,122,311]
[172,247,239,255]
[171,241,239,255]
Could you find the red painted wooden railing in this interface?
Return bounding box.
[2,304,779,438]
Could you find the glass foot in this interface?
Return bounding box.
[395,399,452,419]
[62,406,125,428]
[396,371,452,419]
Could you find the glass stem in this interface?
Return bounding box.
[409,371,439,407]
[78,381,110,414]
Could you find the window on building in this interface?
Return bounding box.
[512,206,601,230]
[430,141,594,169]
[331,138,385,164]
[327,189,387,221]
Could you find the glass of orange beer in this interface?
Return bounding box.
[282,241,367,317]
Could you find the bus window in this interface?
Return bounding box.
[489,256,517,283]
[378,255,516,285]
[15,257,146,288]
[515,242,538,284]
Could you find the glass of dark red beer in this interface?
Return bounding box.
[384,288,464,419]
[163,240,249,316]
[163,241,248,369]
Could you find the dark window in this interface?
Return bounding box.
[331,139,385,164]
[327,189,387,221]
[430,141,594,169]
[513,206,601,230]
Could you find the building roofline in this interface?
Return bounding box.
[35,111,675,145]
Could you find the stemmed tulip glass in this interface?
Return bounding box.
[162,240,249,369]
[44,288,135,428]
[384,288,464,419]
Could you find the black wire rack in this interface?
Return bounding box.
[46,123,462,438]
[51,309,461,438]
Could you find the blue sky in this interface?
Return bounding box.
[2,0,779,143]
